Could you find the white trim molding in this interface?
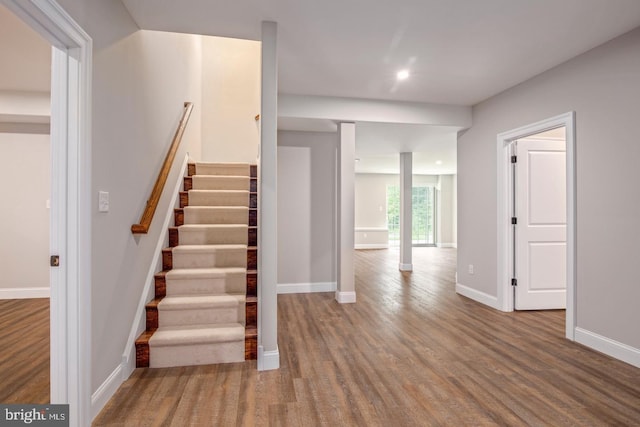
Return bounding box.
[278,282,337,294]
[399,263,413,272]
[0,287,50,299]
[436,243,456,248]
[496,112,576,341]
[575,328,640,369]
[1,1,93,426]
[355,244,389,249]
[257,346,280,371]
[91,363,123,420]
[455,283,500,310]
[335,291,356,303]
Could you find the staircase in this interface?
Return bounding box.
[136,162,258,368]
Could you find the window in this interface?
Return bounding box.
[387,185,436,246]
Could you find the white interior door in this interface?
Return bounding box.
[515,137,566,310]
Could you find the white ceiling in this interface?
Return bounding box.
[355,123,458,175]
[0,5,51,92]
[122,0,640,105]
[122,0,640,175]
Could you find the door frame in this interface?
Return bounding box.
[496,112,576,340]
[1,0,92,425]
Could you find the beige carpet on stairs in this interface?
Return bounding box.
[148,162,250,368]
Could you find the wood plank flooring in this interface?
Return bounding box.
[0,298,49,404]
[93,248,640,426]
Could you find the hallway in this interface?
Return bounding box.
[94,248,640,425]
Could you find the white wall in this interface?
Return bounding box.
[458,26,640,353]
[277,131,337,291]
[437,174,455,247]
[58,0,204,395]
[0,132,49,295]
[355,174,394,228]
[201,36,260,163]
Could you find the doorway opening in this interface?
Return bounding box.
[2,0,92,424]
[0,3,52,404]
[496,112,576,340]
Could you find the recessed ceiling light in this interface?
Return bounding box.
[397,70,409,80]
[355,158,361,162]
[435,160,443,165]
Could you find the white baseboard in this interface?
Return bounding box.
[399,263,413,271]
[335,291,356,303]
[278,282,336,294]
[455,283,500,310]
[575,327,640,368]
[0,287,50,299]
[91,363,123,420]
[354,244,389,249]
[258,345,280,371]
[436,243,456,248]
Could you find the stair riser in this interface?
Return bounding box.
[158,306,245,327]
[165,276,246,296]
[192,176,250,191]
[178,228,248,245]
[172,252,247,269]
[150,341,245,368]
[184,209,248,225]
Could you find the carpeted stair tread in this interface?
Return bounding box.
[158,294,245,310]
[165,267,246,279]
[183,206,249,225]
[157,295,246,327]
[195,162,250,176]
[192,175,250,191]
[178,224,248,245]
[172,244,247,253]
[187,190,249,207]
[171,244,247,267]
[164,268,246,297]
[149,323,245,346]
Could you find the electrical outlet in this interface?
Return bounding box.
[468,264,474,275]
[98,191,109,212]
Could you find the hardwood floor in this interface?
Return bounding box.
[93,248,640,426]
[0,298,49,404]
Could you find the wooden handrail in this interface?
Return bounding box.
[132,102,193,234]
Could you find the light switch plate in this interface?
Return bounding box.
[98,191,109,212]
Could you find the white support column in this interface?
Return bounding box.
[258,21,279,371]
[399,152,413,271]
[336,122,356,303]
